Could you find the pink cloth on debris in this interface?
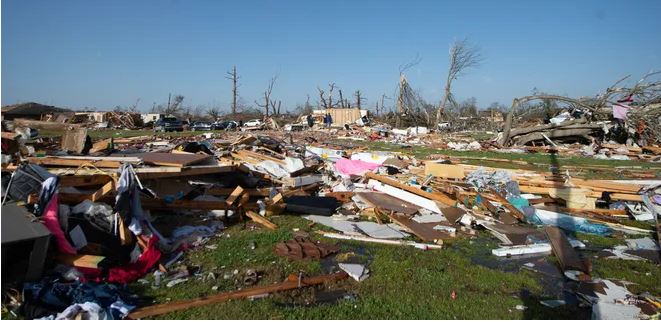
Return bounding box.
[613,103,630,120]
[42,193,77,254]
[335,158,380,176]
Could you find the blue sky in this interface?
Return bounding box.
[2,0,660,112]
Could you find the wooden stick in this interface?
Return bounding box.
[245,210,277,230]
[128,271,348,319]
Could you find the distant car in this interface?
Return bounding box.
[212,120,238,130]
[191,121,212,131]
[153,117,184,132]
[243,119,263,127]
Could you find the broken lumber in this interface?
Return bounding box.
[366,172,455,206]
[128,271,348,319]
[245,210,278,230]
[320,232,444,250]
[544,226,590,277]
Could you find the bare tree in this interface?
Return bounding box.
[128,98,140,112]
[207,107,221,121]
[354,90,365,109]
[255,75,278,117]
[193,106,206,119]
[161,94,185,115]
[435,38,483,123]
[317,83,337,109]
[226,66,239,114]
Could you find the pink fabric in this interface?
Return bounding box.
[107,236,161,283]
[42,193,77,254]
[335,158,380,176]
[613,103,630,120]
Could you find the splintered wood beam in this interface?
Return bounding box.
[365,172,455,206]
[127,271,348,319]
[225,186,245,207]
[90,180,114,202]
[28,157,123,168]
[245,210,278,230]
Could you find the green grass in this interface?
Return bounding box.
[121,216,660,319]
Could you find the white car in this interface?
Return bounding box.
[243,119,263,127]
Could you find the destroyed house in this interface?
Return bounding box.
[1,102,71,121]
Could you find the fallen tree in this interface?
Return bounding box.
[499,72,661,146]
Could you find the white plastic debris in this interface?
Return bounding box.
[339,263,370,282]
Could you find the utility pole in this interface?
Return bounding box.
[226,66,239,114]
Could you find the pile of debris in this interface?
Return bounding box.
[1,127,659,319]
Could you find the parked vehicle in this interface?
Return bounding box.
[191,121,213,131]
[153,117,183,132]
[243,119,263,128]
[212,120,238,130]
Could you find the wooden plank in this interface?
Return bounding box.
[139,152,212,167]
[544,226,589,276]
[28,157,122,168]
[387,213,449,244]
[225,186,244,207]
[245,210,278,230]
[207,187,274,197]
[55,253,105,269]
[90,180,114,202]
[136,165,234,179]
[486,189,524,221]
[425,162,465,179]
[356,192,419,215]
[128,271,349,319]
[89,138,112,154]
[585,191,643,202]
[324,192,355,204]
[270,193,284,204]
[366,172,455,206]
[59,175,114,187]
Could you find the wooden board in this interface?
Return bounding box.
[356,192,419,215]
[387,213,449,244]
[545,226,589,275]
[425,162,465,179]
[28,157,122,168]
[128,272,348,319]
[245,210,278,230]
[366,172,455,206]
[225,186,244,207]
[139,152,212,167]
[55,253,105,269]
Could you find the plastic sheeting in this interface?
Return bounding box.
[335,158,380,176]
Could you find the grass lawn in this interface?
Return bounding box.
[127,216,660,319]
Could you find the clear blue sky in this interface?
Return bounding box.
[2,0,660,112]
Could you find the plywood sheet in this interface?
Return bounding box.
[356,192,419,215]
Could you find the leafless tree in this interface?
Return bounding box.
[338,89,345,108]
[255,75,278,117]
[436,38,483,123]
[207,107,221,121]
[128,98,140,112]
[226,66,239,114]
[354,90,365,109]
[193,106,206,119]
[318,83,338,109]
[161,94,185,115]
